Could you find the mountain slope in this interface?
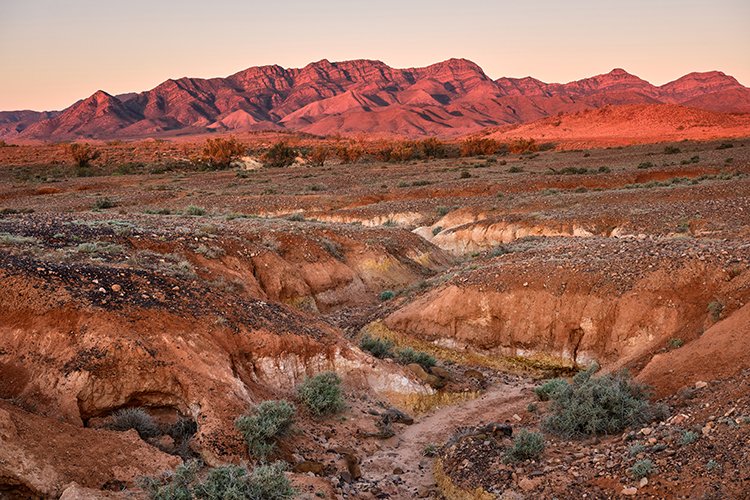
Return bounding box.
[2,59,750,141]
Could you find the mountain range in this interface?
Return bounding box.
[3,58,750,141]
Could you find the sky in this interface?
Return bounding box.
[0,0,748,111]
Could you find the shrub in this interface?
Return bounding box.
[235,400,295,458]
[679,430,699,445]
[716,142,733,150]
[336,143,363,164]
[534,378,568,401]
[507,166,523,173]
[68,143,100,168]
[262,142,297,168]
[630,459,654,479]
[423,443,439,457]
[667,338,684,350]
[664,146,681,155]
[296,372,345,417]
[460,138,502,157]
[418,138,448,159]
[307,145,330,167]
[504,430,544,463]
[360,334,395,358]
[185,205,206,216]
[379,290,395,301]
[638,161,655,169]
[628,443,645,457]
[542,364,667,438]
[508,138,538,154]
[200,137,246,170]
[141,461,295,500]
[92,197,116,210]
[139,460,200,500]
[432,226,443,236]
[459,170,471,179]
[109,407,160,439]
[707,300,723,321]
[396,347,436,370]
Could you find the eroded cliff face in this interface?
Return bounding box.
[384,238,750,369]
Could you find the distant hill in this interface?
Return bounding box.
[2,59,750,141]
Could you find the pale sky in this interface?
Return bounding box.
[1,0,748,111]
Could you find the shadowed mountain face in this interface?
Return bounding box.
[4,59,750,140]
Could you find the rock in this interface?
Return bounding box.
[293,460,325,475]
[695,381,708,389]
[512,414,522,422]
[111,284,122,292]
[60,482,126,499]
[429,366,451,380]
[392,467,404,475]
[464,369,485,382]
[621,487,638,496]
[406,363,442,388]
[639,477,648,487]
[640,427,653,436]
[518,477,541,491]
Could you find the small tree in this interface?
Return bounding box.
[307,145,330,167]
[336,143,364,164]
[68,143,100,168]
[200,137,246,170]
[262,142,297,168]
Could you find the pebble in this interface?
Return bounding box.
[621,487,638,496]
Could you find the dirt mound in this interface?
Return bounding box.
[638,302,750,397]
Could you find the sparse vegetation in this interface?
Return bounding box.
[235,400,296,458]
[185,205,206,216]
[679,430,699,445]
[504,430,544,463]
[630,459,655,479]
[92,197,116,210]
[307,145,331,167]
[664,146,681,154]
[108,407,160,439]
[379,290,395,301]
[667,338,684,350]
[460,138,503,157]
[360,334,395,358]
[140,460,295,500]
[423,443,439,457]
[542,364,667,438]
[262,141,298,168]
[534,378,568,401]
[628,443,646,457]
[200,137,246,170]
[296,372,345,417]
[707,300,723,321]
[396,347,437,370]
[68,143,100,169]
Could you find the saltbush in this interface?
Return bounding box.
[630,459,655,479]
[262,142,298,168]
[504,429,545,463]
[200,137,246,170]
[396,347,436,370]
[534,378,568,401]
[235,400,295,458]
[296,372,345,417]
[360,334,395,358]
[542,364,667,438]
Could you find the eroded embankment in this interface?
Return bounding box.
[383,237,750,370]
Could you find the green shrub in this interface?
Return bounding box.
[504,430,544,463]
[534,378,567,401]
[235,400,295,458]
[379,290,395,301]
[679,430,699,445]
[141,461,295,500]
[186,205,206,216]
[396,347,436,370]
[542,364,667,438]
[296,372,345,417]
[707,300,723,321]
[628,443,645,457]
[139,460,199,500]
[637,161,655,169]
[359,334,395,358]
[423,443,439,457]
[432,226,443,236]
[667,338,684,350]
[108,407,160,439]
[630,459,654,479]
[664,146,681,154]
[93,197,116,210]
